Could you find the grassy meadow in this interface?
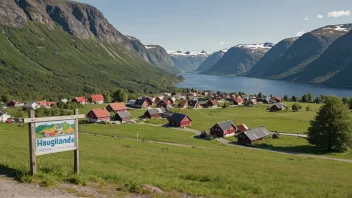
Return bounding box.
[1,123,352,197]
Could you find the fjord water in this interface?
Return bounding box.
[176,73,352,97]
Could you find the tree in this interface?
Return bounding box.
[56,101,66,109]
[129,93,138,100]
[307,96,352,152]
[301,94,308,102]
[1,94,11,103]
[283,95,289,101]
[223,102,230,108]
[258,92,263,98]
[103,92,112,103]
[112,88,129,103]
[291,96,298,102]
[307,93,313,103]
[306,105,312,111]
[341,97,350,105]
[292,103,301,112]
[314,97,321,104]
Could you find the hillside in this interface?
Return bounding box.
[168,51,210,73]
[195,49,227,73]
[245,38,297,77]
[293,29,352,87]
[201,43,272,76]
[0,0,181,100]
[126,36,179,74]
[261,24,352,80]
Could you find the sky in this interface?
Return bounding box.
[75,0,352,52]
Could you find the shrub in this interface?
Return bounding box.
[223,102,230,108]
[292,103,301,112]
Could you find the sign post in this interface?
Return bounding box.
[24,109,85,176]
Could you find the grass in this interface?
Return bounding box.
[1,123,352,197]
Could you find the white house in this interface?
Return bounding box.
[22,102,41,111]
[0,112,11,122]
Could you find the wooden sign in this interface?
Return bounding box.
[24,109,85,175]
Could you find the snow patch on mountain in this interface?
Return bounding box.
[168,50,211,56]
[145,45,156,49]
[236,42,275,49]
[323,25,349,32]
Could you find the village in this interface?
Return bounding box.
[1,90,308,147]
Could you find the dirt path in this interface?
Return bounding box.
[0,176,78,198]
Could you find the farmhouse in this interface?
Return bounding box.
[210,121,237,137]
[23,102,41,111]
[0,112,11,123]
[114,111,131,123]
[269,103,287,112]
[134,99,149,109]
[237,127,270,145]
[144,108,166,119]
[90,94,105,104]
[87,108,111,123]
[141,97,154,106]
[178,100,188,108]
[233,97,243,105]
[168,113,192,127]
[157,100,172,108]
[188,100,200,108]
[154,96,164,104]
[127,100,136,107]
[73,96,88,104]
[236,124,249,133]
[7,100,22,107]
[202,99,218,108]
[106,102,127,113]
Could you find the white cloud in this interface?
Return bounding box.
[220,41,226,45]
[296,31,305,37]
[327,10,351,18]
[317,14,324,19]
[304,16,309,21]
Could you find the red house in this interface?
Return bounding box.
[168,113,192,128]
[7,100,21,107]
[37,100,55,106]
[202,99,218,108]
[134,99,149,109]
[237,127,270,145]
[187,100,200,108]
[236,124,249,133]
[178,100,188,108]
[87,108,111,123]
[106,103,127,113]
[157,100,172,108]
[114,111,131,123]
[210,121,237,137]
[154,96,164,104]
[144,108,165,119]
[141,97,154,106]
[73,97,88,104]
[246,99,257,107]
[233,97,243,105]
[90,94,105,104]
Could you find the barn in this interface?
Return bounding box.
[87,108,111,123]
[237,127,270,145]
[106,102,127,113]
[210,121,237,137]
[168,113,192,128]
[114,111,131,123]
[269,103,287,112]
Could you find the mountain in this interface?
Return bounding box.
[196,49,227,73]
[245,38,297,77]
[201,43,273,76]
[0,0,181,100]
[260,24,352,80]
[168,50,210,73]
[126,36,179,73]
[293,29,352,87]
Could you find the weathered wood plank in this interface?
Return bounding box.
[24,114,85,123]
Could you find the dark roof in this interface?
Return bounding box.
[272,103,286,109]
[116,111,131,119]
[169,113,192,122]
[216,121,235,131]
[188,100,199,106]
[134,99,146,105]
[243,127,270,141]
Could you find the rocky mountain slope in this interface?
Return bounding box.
[0,0,181,99]
[292,29,352,87]
[168,51,210,73]
[245,38,297,77]
[196,49,227,73]
[260,24,352,80]
[201,43,273,76]
[126,36,179,73]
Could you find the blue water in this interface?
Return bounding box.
[176,73,352,97]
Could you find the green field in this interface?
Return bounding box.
[1,123,352,197]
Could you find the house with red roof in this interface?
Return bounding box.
[72,97,88,104]
[90,94,105,104]
[106,102,127,113]
[168,113,192,128]
[157,100,172,108]
[202,99,218,108]
[236,124,249,133]
[87,108,111,123]
[37,100,55,107]
[233,97,243,105]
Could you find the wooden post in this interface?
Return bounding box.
[28,110,36,176]
[74,109,79,174]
